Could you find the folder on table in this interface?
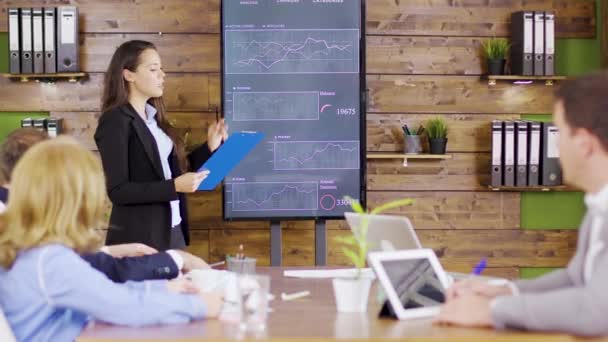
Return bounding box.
[511,11,534,76]
[8,8,21,74]
[20,8,33,74]
[491,121,503,187]
[541,122,562,186]
[533,11,545,76]
[515,121,528,187]
[57,6,79,72]
[32,8,44,74]
[527,121,541,186]
[44,7,57,73]
[197,131,265,191]
[503,121,515,187]
[544,11,555,76]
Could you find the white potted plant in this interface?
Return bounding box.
[333,197,414,313]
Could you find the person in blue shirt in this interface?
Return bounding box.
[0,136,223,342]
[0,127,209,283]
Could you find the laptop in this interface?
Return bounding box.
[368,249,450,320]
[345,212,508,283]
[344,212,421,253]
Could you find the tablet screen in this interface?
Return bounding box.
[381,258,446,309]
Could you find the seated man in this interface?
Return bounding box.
[436,72,608,336]
[0,128,208,282]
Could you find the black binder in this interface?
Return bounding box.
[515,121,528,187]
[491,120,503,187]
[44,7,57,73]
[533,11,545,76]
[33,118,47,132]
[511,11,534,76]
[544,11,555,76]
[8,8,21,74]
[32,8,44,74]
[541,122,562,186]
[57,6,79,72]
[503,121,515,187]
[20,8,33,74]
[527,121,541,186]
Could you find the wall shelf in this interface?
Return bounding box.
[488,185,575,192]
[483,75,568,86]
[367,153,452,167]
[2,72,87,83]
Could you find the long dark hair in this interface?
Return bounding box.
[101,40,188,170]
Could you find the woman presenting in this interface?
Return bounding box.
[95,40,227,251]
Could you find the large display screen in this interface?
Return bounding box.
[222,0,365,220]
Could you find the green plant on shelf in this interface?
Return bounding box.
[426,117,448,139]
[481,38,510,60]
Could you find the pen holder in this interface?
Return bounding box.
[404,135,422,154]
[227,256,257,275]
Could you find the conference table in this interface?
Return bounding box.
[78,267,605,342]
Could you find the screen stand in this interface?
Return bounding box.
[315,219,327,266]
[270,221,282,266]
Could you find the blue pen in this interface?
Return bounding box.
[472,258,487,275]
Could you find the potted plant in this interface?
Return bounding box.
[426,117,448,155]
[482,38,510,75]
[332,197,414,313]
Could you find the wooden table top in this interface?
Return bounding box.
[78,268,606,342]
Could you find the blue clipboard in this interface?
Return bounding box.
[197,131,264,191]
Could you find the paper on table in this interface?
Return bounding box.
[283,268,375,279]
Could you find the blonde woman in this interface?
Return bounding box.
[0,137,222,342]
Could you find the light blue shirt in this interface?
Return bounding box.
[0,244,206,342]
[144,104,182,228]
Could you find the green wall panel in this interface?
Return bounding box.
[0,35,47,143]
[0,33,7,73]
[520,267,558,279]
[521,192,586,229]
[520,114,586,229]
[519,0,601,230]
[0,113,49,143]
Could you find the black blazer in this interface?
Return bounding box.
[94,103,212,251]
[81,252,178,283]
[0,187,178,282]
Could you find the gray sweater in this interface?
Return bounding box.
[492,213,608,336]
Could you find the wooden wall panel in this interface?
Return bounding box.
[2,75,554,114]
[208,229,270,265]
[83,35,489,75]
[283,227,315,267]
[81,34,220,73]
[367,76,555,114]
[2,0,586,273]
[367,114,520,153]
[186,230,210,261]
[366,0,595,38]
[50,111,216,151]
[188,190,518,232]
[328,230,577,269]
[367,153,490,191]
[367,36,485,75]
[0,0,216,33]
[366,191,520,230]
[54,111,518,154]
[0,74,215,112]
[2,0,592,37]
